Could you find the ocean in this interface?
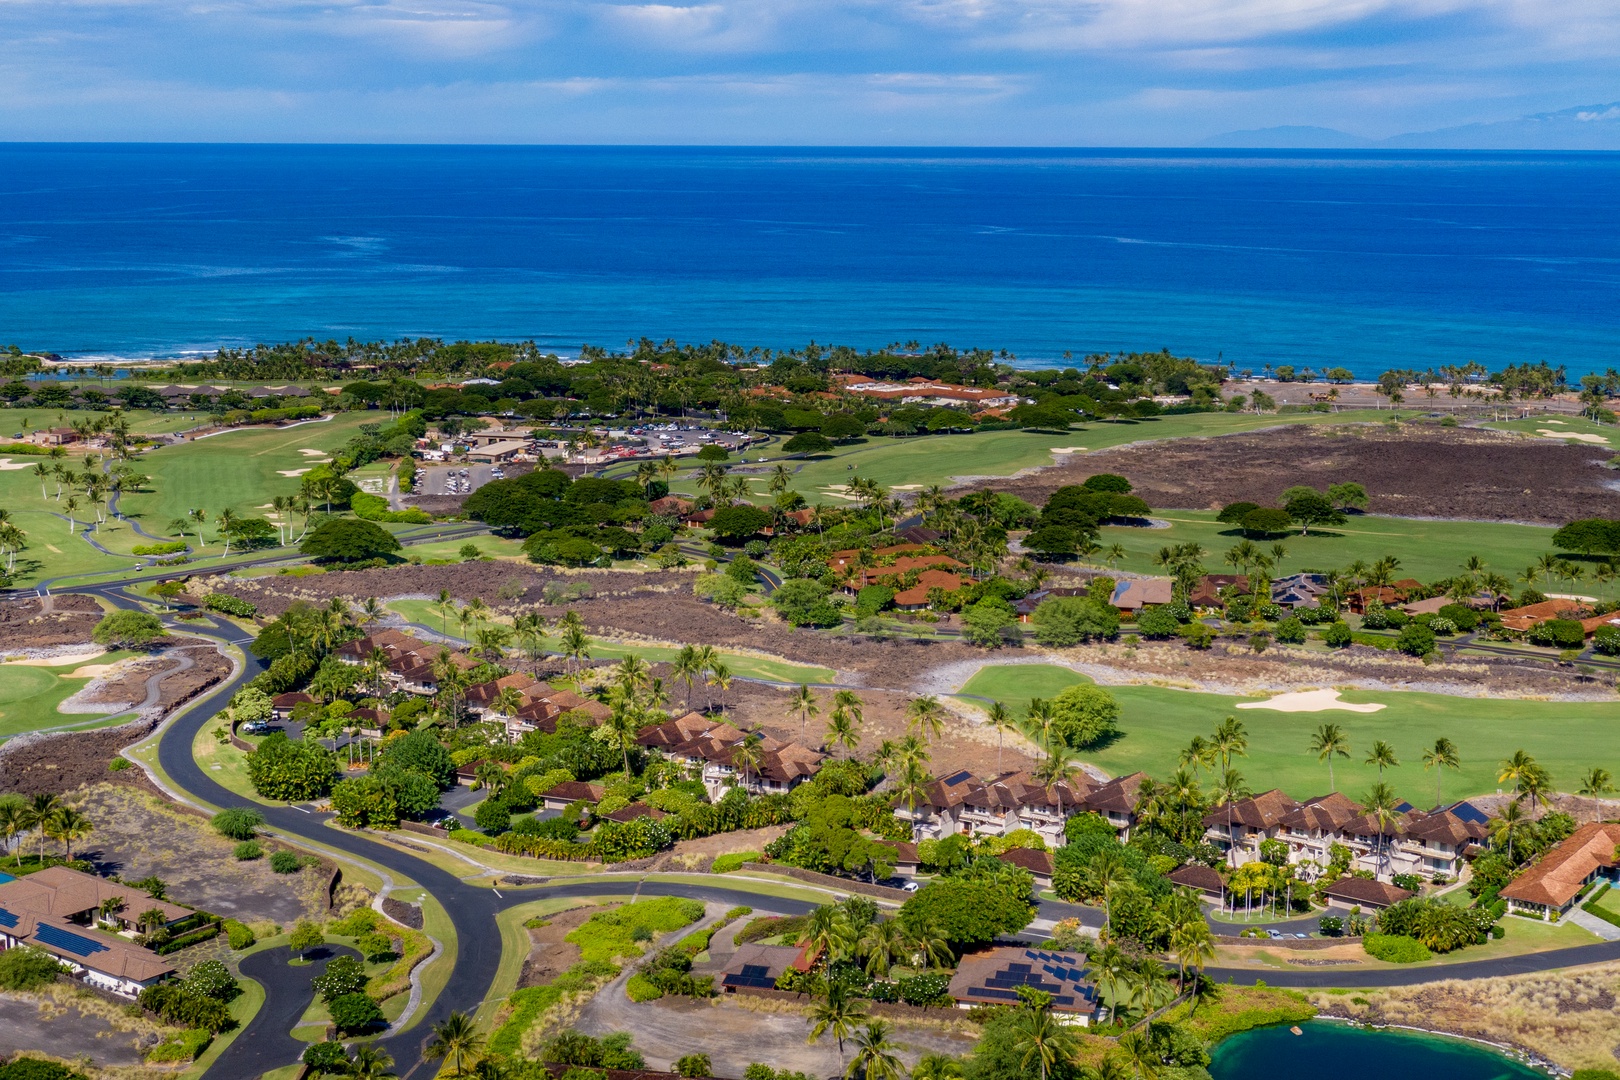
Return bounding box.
[0,144,1616,377]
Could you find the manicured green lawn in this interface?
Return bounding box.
[0,652,138,738]
[1096,509,1561,583]
[384,600,836,684]
[1484,415,1617,447]
[119,413,376,530]
[956,663,1620,806]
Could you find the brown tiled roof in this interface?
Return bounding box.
[1084,772,1147,816]
[272,692,316,708]
[1277,791,1362,833]
[1501,822,1620,908]
[1498,599,1592,632]
[602,803,668,824]
[1169,864,1225,893]
[1323,877,1414,909]
[947,946,1099,1015]
[3,866,190,924]
[466,672,541,704]
[1403,809,1491,846]
[997,847,1055,876]
[540,781,606,803]
[1203,789,1302,831]
[893,569,969,607]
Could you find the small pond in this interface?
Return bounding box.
[1210,1021,1549,1079]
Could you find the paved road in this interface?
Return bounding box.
[221,944,361,1077]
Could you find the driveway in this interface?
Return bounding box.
[218,944,362,1078]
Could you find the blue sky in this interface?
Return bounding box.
[3,0,1619,144]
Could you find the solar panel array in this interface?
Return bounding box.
[721,963,777,990]
[942,770,974,786]
[34,924,109,958]
[0,907,17,929]
[960,950,1095,1010]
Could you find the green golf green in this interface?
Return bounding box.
[955,663,1617,806]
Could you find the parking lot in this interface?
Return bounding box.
[418,463,500,496]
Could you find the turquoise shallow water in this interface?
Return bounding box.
[1,144,1617,374]
[1211,1022,1547,1079]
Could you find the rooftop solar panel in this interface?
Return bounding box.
[35,924,108,958]
[943,770,974,785]
[0,907,17,928]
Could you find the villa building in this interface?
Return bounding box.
[1500,822,1620,919]
[946,947,1101,1023]
[1204,790,1488,882]
[894,768,1145,848]
[635,712,825,799]
[0,866,186,996]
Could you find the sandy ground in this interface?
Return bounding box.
[1235,689,1387,713]
[74,784,331,927]
[0,988,165,1070]
[5,650,107,667]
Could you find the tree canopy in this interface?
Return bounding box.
[300,519,402,563]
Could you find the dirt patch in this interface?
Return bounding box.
[966,423,1620,525]
[620,825,794,874]
[0,986,177,1071]
[0,595,103,651]
[517,904,595,988]
[61,657,171,710]
[382,896,425,930]
[73,783,332,925]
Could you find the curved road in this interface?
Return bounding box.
[70,579,1620,1078]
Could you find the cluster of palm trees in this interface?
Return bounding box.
[670,643,734,712]
[0,509,28,574]
[912,486,1013,579]
[0,792,94,862]
[33,449,148,536]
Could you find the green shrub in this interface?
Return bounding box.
[223,920,256,949]
[203,593,258,618]
[108,758,131,772]
[566,897,706,964]
[0,1061,87,1080]
[711,852,764,873]
[0,947,64,990]
[1572,1070,1620,1080]
[328,992,383,1034]
[1362,933,1430,963]
[211,807,264,839]
[269,851,302,873]
[133,541,188,557]
[625,974,663,1002]
[234,841,263,861]
[675,1054,713,1078]
[351,492,432,524]
[146,1029,212,1062]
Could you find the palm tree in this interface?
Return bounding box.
[1365,740,1399,780]
[1012,1003,1077,1080]
[1178,735,1214,777]
[730,732,764,793]
[789,684,819,740]
[424,1012,484,1077]
[857,919,906,978]
[1116,1030,1161,1080]
[559,615,591,676]
[1491,800,1530,863]
[23,793,61,861]
[845,1020,903,1080]
[1308,723,1350,791]
[985,700,1018,776]
[1212,769,1250,868]
[1361,780,1401,879]
[706,660,733,712]
[1211,716,1247,773]
[1084,848,1135,932]
[905,695,945,743]
[910,1054,964,1080]
[1169,919,1216,989]
[807,983,868,1073]
[1579,767,1615,797]
[46,806,92,860]
[349,1045,396,1080]
[1421,737,1461,808]
[1035,741,1084,822]
[0,797,23,856]
[826,709,860,761]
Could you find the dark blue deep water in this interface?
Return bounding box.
[1212,1022,1546,1079]
[1,144,1617,375]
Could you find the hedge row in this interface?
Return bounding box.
[1582,884,1620,928]
[155,922,222,955]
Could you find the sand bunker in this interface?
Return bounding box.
[1538,429,1608,444]
[892,484,923,491]
[278,468,313,477]
[1544,419,1567,425]
[298,448,329,457]
[1235,688,1386,714]
[1050,447,1087,454]
[0,459,38,471]
[64,662,126,679]
[5,650,107,668]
